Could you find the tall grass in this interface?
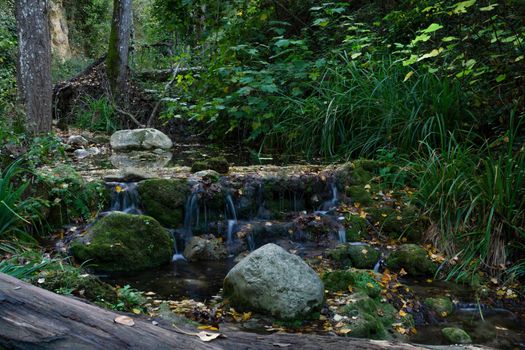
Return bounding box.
[269,58,473,159]
[411,113,525,281]
[75,96,118,133]
[0,159,35,238]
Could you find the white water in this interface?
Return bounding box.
[227,219,236,244]
[108,182,142,214]
[338,227,347,244]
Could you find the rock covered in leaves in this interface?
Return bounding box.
[441,327,472,344]
[183,235,228,261]
[385,244,437,276]
[70,212,173,273]
[224,243,324,319]
[110,128,173,151]
[137,178,190,227]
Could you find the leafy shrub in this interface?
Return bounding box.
[74,96,118,133]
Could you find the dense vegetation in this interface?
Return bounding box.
[0,0,524,333]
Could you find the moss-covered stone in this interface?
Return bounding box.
[70,212,173,273]
[347,185,374,206]
[340,293,397,339]
[425,297,454,316]
[386,244,437,276]
[367,205,424,242]
[191,156,230,174]
[327,245,353,268]
[441,327,472,344]
[137,178,190,227]
[345,215,368,242]
[348,245,380,269]
[322,269,381,297]
[36,270,117,303]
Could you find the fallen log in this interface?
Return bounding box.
[0,273,485,349]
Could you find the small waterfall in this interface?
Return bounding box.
[225,194,237,222]
[317,182,339,212]
[373,258,382,273]
[338,227,347,244]
[247,233,256,251]
[330,183,338,207]
[169,230,186,261]
[108,182,141,214]
[183,193,199,237]
[227,219,236,244]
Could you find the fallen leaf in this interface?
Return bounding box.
[198,325,219,331]
[132,308,141,315]
[398,310,407,317]
[114,315,135,326]
[273,343,292,348]
[197,332,221,342]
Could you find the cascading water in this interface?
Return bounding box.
[337,227,347,244]
[316,182,339,214]
[108,182,142,214]
[225,194,238,247]
[183,193,199,237]
[169,230,186,261]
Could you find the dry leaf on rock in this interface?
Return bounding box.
[197,332,221,342]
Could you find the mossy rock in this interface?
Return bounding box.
[137,178,190,227]
[36,270,117,303]
[322,269,381,297]
[347,185,374,206]
[425,297,454,316]
[327,245,353,268]
[441,327,472,344]
[340,293,397,339]
[345,215,368,242]
[348,245,380,269]
[70,212,174,273]
[367,205,424,242]
[385,244,437,276]
[191,157,229,174]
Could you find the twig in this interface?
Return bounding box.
[115,106,143,127]
[147,63,181,127]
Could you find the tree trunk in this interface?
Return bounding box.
[106,0,132,107]
[15,0,53,134]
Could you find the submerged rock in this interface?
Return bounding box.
[137,179,190,227]
[183,235,228,261]
[110,150,172,169]
[191,156,230,174]
[224,243,324,319]
[69,212,173,273]
[385,244,437,276]
[441,327,472,344]
[424,296,454,316]
[110,128,173,151]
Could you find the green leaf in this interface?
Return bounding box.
[313,18,330,27]
[451,0,476,14]
[495,74,506,82]
[442,36,459,42]
[480,4,498,11]
[411,33,431,45]
[421,23,444,34]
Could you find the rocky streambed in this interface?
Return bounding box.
[46,129,524,349]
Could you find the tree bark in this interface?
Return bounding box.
[0,273,476,350]
[15,0,53,134]
[106,0,132,107]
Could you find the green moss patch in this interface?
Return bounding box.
[386,244,437,276]
[137,178,190,227]
[70,212,174,273]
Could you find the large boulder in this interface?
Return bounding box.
[183,235,228,261]
[110,128,173,151]
[224,243,324,319]
[385,244,437,276]
[137,179,190,227]
[70,212,173,273]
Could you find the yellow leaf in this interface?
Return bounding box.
[398,310,407,317]
[115,185,122,193]
[366,282,375,289]
[198,325,219,331]
[403,71,414,82]
[114,315,135,326]
[132,308,141,315]
[242,312,252,321]
[426,279,433,283]
[441,311,448,317]
[399,268,407,276]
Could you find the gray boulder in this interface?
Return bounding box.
[67,135,89,148]
[183,235,228,261]
[110,128,173,151]
[224,243,324,319]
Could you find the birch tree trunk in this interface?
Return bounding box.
[15,0,53,134]
[106,0,132,107]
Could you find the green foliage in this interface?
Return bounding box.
[0,2,17,115]
[113,285,146,312]
[63,0,111,57]
[74,96,118,133]
[411,113,525,281]
[0,160,41,238]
